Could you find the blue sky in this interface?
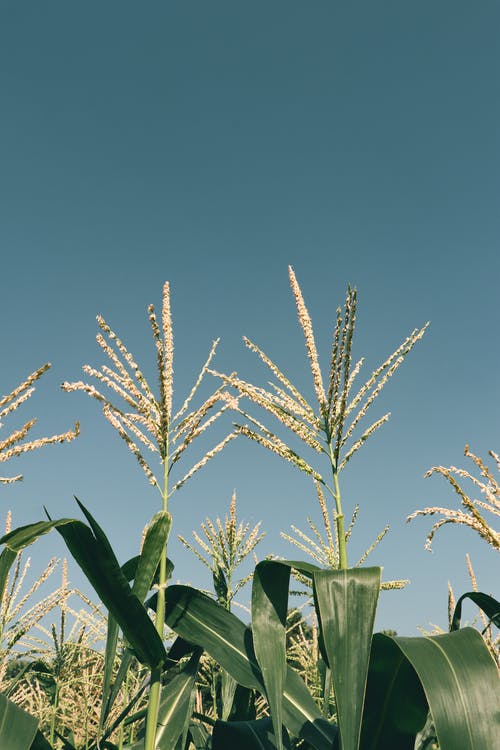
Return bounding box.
[1,1,498,635]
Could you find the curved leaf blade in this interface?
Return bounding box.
[360,633,428,749]
[313,567,381,750]
[451,592,500,631]
[0,693,39,750]
[59,501,167,668]
[213,717,291,750]
[252,560,290,750]
[394,627,500,750]
[155,650,201,750]
[132,510,172,603]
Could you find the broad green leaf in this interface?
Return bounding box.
[360,633,428,749]
[154,650,201,750]
[188,722,212,749]
[252,560,290,750]
[163,585,337,750]
[0,519,70,552]
[394,627,500,750]
[229,683,257,722]
[131,510,172,603]
[0,547,18,604]
[0,693,39,750]
[313,567,381,750]
[99,611,120,730]
[213,717,291,750]
[451,591,500,631]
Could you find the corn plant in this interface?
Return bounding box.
[60,280,237,749]
[1,282,237,750]
[10,559,129,749]
[179,491,265,725]
[211,266,427,571]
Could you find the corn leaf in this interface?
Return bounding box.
[393,628,500,750]
[131,510,172,603]
[313,567,381,750]
[360,633,428,749]
[0,693,39,750]
[0,546,17,603]
[213,717,291,750]
[252,560,290,750]
[451,592,500,631]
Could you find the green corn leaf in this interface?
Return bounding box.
[393,627,500,750]
[213,717,291,750]
[30,730,55,749]
[221,669,238,721]
[162,585,337,750]
[450,591,500,631]
[360,633,428,749]
[131,510,172,603]
[99,611,120,730]
[0,519,70,552]
[121,554,174,592]
[0,693,39,750]
[313,567,381,750]
[0,546,18,604]
[153,649,201,750]
[100,511,172,736]
[251,560,290,750]
[188,722,212,749]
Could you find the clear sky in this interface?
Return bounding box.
[1,1,498,635]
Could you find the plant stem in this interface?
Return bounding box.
[144,444,170,750]
[329,441,347,569]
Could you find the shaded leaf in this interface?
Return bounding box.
[252,561,290,750]
[213,717,291,750]
[0,693,38,750]
[360,633,427,749]
[395,628,500,750]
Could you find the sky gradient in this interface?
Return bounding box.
[1,1,499,635]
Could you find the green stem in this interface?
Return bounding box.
[328,442,348,569]
[144,444,170,750]
[49,679,60,746]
